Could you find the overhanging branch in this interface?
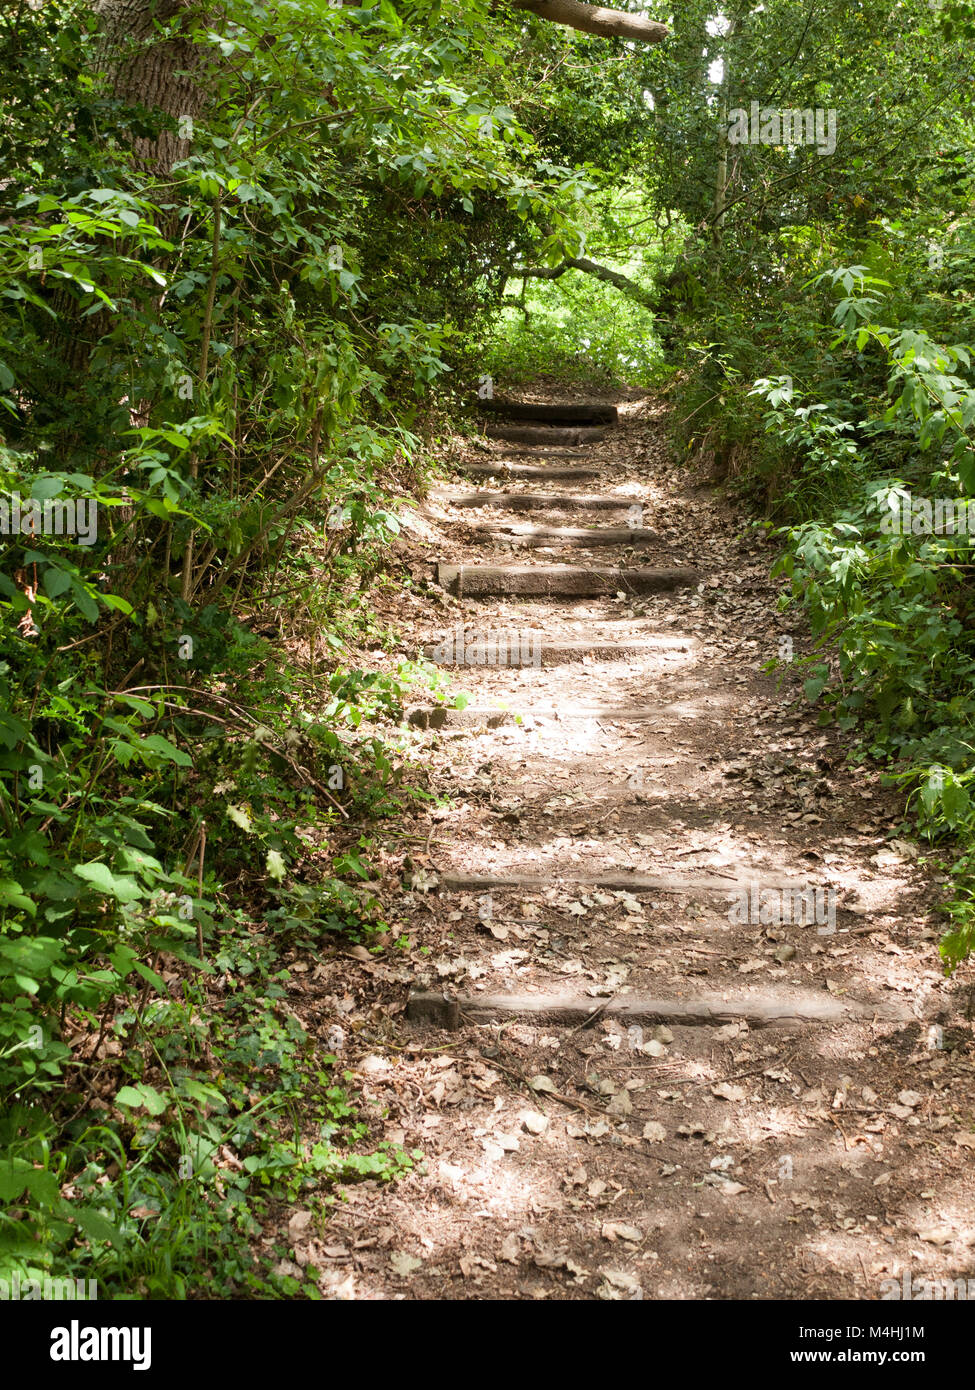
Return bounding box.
[512,0,668,45]
[512,255,658,310]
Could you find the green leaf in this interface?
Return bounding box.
[942,779,970,823]
[133,960,168,993]
[115,1082,168,1116]
[68,1204,124,1245]
[0,713,30,749]
[0,1159,35,1201]
[73,862,143,903]
[0,878,36,915]
[42,566,73,599]
[109,944,139,978]
[804,669,830,702]
[115,695,155,718]
[69,579,99,622]
[139,734,192,766]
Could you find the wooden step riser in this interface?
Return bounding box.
[421,638,685,667]
[456,464,599,481]
[437,492,638,512]
[436,563,697,597]
[478,400,618,425]
[485,425,609,445]
[465,524,659,547]
[407,991,908,1030]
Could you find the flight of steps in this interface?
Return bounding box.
[404,394,910,1033]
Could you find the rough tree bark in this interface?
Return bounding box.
[92,0,208,175]
[40,1,207,420]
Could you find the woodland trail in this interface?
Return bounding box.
[296,393,975,1301]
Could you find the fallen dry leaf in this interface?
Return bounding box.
[606,1089,633,1118]
[917,1227,953,1246]
[499,1233,521,1263]
[601,1221,643,1243]
[520,1110,549,1135]
[711,1081,746,1102]
[528,1074,558,1094]
[598,1269,643,1300]
[288,1209,313,1238]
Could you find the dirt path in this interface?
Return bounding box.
[288,393,975,1301]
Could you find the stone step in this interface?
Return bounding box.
[407,705,519,729]
[405,700,693,729]
[436,562,697,597]
[504,448,591,459]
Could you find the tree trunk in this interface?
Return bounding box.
[711,19,736,245]
[46,1,209,389]
[92,0,208,175]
